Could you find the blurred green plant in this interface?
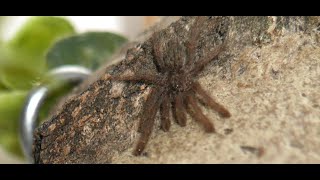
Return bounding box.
[47,32,127,70]
[0,16,128,158]
[1,16,75,90]
[0,91,27,155]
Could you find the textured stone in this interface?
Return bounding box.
[35,16,320,164]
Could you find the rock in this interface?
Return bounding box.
[34,16,320,163]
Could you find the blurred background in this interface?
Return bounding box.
[0,16,160,163]
[1,16,160,41]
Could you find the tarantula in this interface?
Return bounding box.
[112,17,231,156]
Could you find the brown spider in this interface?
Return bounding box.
[112,17,231,156]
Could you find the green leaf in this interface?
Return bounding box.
[0,81,6,90]
[46,32,128,70]
[1,16,75,90]
[0,91,27,157]
[0,46,7,90]
[0,63,41,90]
[0,46,44,90]
[0,91,27,132]
[0,131,23,157]
[7,16,75,61]
[0,17,4,43]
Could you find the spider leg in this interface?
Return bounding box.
[192,82,231,118]
[172,93,187,127]
[111,73,165,86]
[183,17,226,75]
[185,92,215,133]
[137,88,163,133]
[189,44,226,75]
[151,34,166,72]
[172,38,185,69]
[185,17,208,68]
[134,88,164,156]
[160,93,171,132]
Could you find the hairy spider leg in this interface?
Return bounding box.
[163,40,178,70]
[183,17,226,75]
[192,82,231,118]
[185,92,215,133]
[172,38,186,69]
[137,88,163,132]
[189,44,226,75]
[160,94,171,131]
[185,16,207,68]
[172,92,187,127]
[111,72,165,86]
[134,88,164,156]
[151,34,166,72]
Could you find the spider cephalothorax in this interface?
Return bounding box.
[112,16,231,156]
[167,70,192,92]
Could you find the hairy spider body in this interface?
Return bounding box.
[113,17,231,156]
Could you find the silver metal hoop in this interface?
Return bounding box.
[20,65,91,163]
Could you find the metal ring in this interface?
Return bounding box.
[20,65,91,163]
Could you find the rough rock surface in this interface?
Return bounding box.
[34,16,320,163]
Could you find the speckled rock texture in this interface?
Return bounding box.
[34,16,320,164]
